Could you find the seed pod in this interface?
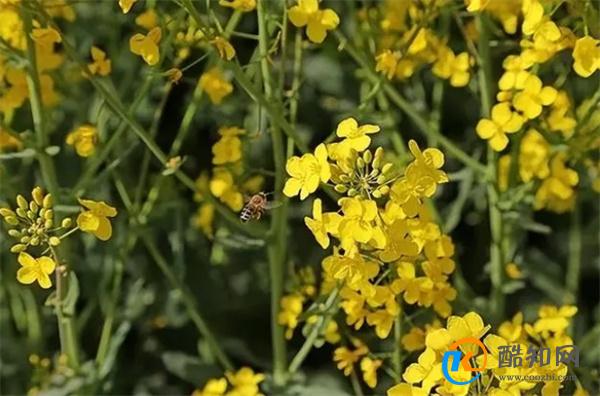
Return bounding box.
[30,236,40,246]
[61,218,72,228]
[32,187,44,206]
[0,208,16,218]
[49,236,61,246]
[44,210,54,220]
[44,219,53,229]
[10,244,26,253]
[29,201,39,214]
[43,194,53,209]
[5,216,19,225]
[16,208,28,218]
[16,195,28,210]
[363,150,372,163]
[381,163,393,174]
[348,188,358,197]
[334,184,348,193]
[8,229,21,238]
[20,236,30,243]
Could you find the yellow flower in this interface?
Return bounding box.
[0,127,22,151]
[387,383,428,396]
[118,0,137,13]
[497,55,533,92]
[476,102,524,151]
[199,68,233,105]
[324,320,340,344]
[192,377,227,396]
[360,357,382,388]
[212,128,244,165]
[464,0,489,12]
[66,124,98,157]
[225,367,264,396]
[572,36,600,78]
[304,198,341,249]
[391,261,433,305]
[512,74,557,119]
[534,305,577,334]
[335,117,380,152]
[519,129,549,182]
[135,9,158,30]
[498,312,523,343]
[402,347,443,391]
[31,27,61,48]
[16,252,56,289]
[534,154,578,213]
[338,197,385,252]
[211,36,236,61]
[375,50,400,80]
[505,262,522,279]
[194,203,215,239]
[521,0,544,36]
[288,0,340,44]
[432,49,472,87]
[283,143,330,200]
[219,0,256,12]
[77,198,117,241]
[278,293,304,339]
[333,342,368,376]
[87,46,111,76]
[209,168,244,211]
[129,27,161,66]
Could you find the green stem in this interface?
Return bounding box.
[257,0,287,385]
[142,236,233,370]
[566,202,581,304]
[350,369,365,396]
[477,15,505,323]
[392,307,403,380]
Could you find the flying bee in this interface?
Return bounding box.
[240,192,279,222]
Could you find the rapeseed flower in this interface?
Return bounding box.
[199,68,233,104]
[333,341,368,376]
[77,198,117,241]
[211,36,235,61]
[225,367,264,396]
[534,154,578,213]
[16,253,56,289]
[335,117,380,152]
[304,198,340,249]
[209,168,244,211]
[87,46,111,76]
[119,0,137,13]
[66,124,98,157]
[212,127,244,165]
[572,36,600,77]
[135,9,158,30]
[288,0,339,44]
[476,102,524,151]
[192,378,227,396]
[512,74,557,119]
[129,27,161,66]
[360,357,382,388]
[219,0,256,12]
[283,143,330,200]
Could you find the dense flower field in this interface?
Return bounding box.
[0,0,599,395]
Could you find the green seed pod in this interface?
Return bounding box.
[20,236,30,244]
[10,244,27,253]
[29,201,39,214]
[16,195,28,210]
[8,229,21,238]
[348,188,358,197]
[376,175,387,184]
[43,194,53,209]
[30,236,40,246]
[363,150,372,163]
[32,187,44,206]
[44,210,54,220]
[334,184,348,193]
[0,208,16,218]
[49,237,61,246]
[61,218,72,228]
[381,163,393,174]
[16,208,27,218]
[44,219,53,229]
[5,216,19,225]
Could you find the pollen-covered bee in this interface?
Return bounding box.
[240,192,278,222]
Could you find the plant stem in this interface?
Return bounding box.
[566,202,581,304]
[477,15,505,323]
[392,307,403,380]
[257,0,287,386]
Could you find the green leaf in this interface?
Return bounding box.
[161,351,221,386]
[63,272,80,316]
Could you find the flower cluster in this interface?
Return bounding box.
[282,118,456,389]
[387,306,586,396]
[192,367,264,396]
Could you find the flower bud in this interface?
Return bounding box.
[376,175,387,184]
[44,210,54,220]
[49,236,61,246]
[334,184,348,193]
[348,188,358,197]
[16,195,28,210]
[61,218,72,228]
[381,163,393,174]
[44,219,53,229]
[27,210,35,220]
[0,208,16,218]
[20,236,30,243]
[43,194,53,209]
[363,150,372,163]
[16,208,27,218]
[29,201,39,214]
[30,236,40,246]
[10,244,26,253]
[4,216,18,225]
[356,158,365,169]
[372,190,382,198]
[8,229,21,238]
[369,169,380,178]
[378,185,390,195]
[339,174,351,183]
[32,187,44,206]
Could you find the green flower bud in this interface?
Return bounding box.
[10,244,26,253]
[8,229,21,238]
[348,188,358,197]
[44,219,53,229]
[43,194,53,209]
[20,236,30,244]
[32,187,44,206]
[29,201,39,214]
[356,158,365,169]
[381,163,393,174]
[44,210,54,220]
[30,236,40,246]
[363,150,372,163]
[5,216,19,225]
[61,218,72,228]
[0,208,16,218]
[49,237,61,246]
[16,208,27,218]
[334,184,348,193]
[378,185,390,195]
[27,210,35,220]
[372,190,382,198]
[369,169,380,178]
[339,174,351,183]
[376,175,387,184]
[16,195,28,210]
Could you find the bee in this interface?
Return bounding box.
[240,192,278,222]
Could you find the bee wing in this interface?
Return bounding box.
[265,200,282,210]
